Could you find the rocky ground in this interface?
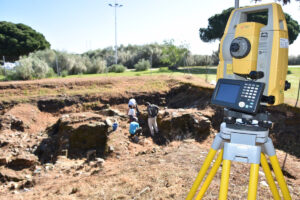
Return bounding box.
[0,76,299,199]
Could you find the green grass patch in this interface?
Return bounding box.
[2,65,299,102]
[285,67,300,100]
[64,69,160,78]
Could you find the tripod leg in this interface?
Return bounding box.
[186,148,217,200]
[260,153,281,200]
[219,160,231,200]
[247,163,259,200]
[269,155,292,200]
[195,149,224,200]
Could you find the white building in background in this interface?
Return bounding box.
[3,62,18,70]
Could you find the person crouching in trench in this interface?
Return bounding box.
[129,117,142,143]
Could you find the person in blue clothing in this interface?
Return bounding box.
[129,117,142,143]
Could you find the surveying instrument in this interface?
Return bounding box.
[187,3,292,200]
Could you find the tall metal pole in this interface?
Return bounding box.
[2,56,6,76]
[56,56,59,76]
[235,0,239,8]
[109,0,123,65]
[114,3,117,65]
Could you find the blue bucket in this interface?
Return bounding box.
[112,122,118,131]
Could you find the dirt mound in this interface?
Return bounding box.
[2,104,57,134]
[35,112,112,163]
[0,104,58,192]
[159,109,211,140]
[0,104,57,166]
[137,108,212,143]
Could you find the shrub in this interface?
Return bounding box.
[15,58,35,80]
[61,70,68,77]
[4,70,16,81]
[31,49,56,69]
[134,59,150,71]
[46,67,56,78]
[108,64,126,73]
[31,58,49,79]
[56,52,75,74]
[12,57,50,80]
[82,56,93,73]
[88,57,107,74]
[71,56,87,74]
[54,52,91,75]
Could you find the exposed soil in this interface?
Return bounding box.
[5,104,57,134]
[0,75,299,199]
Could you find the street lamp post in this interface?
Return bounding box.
[109,0,123,65]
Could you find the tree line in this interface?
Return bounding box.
[2,42,299,81]
[83,41,219,69]
[0,43,219,80]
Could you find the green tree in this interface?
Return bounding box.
[0,21,50,62]
[281,0,290,4]
[161,40,190,69]
[199,8,300,45]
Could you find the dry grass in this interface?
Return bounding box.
[0,76,175,102]
[0,75,212,103]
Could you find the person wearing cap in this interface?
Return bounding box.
[146,102,159,136]
[128,98,136,108]
[128,98,140,122]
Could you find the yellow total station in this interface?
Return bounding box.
[186,3,293,200]
[217,3,290,105]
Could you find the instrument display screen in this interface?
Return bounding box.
[215,83,241,104]
[211,79,265,114]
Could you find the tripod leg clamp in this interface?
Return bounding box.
[211,133,223,151]
[262,137,276,156]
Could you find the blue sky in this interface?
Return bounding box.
[1,0,300,55]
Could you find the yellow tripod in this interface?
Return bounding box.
[186,122,292,200]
